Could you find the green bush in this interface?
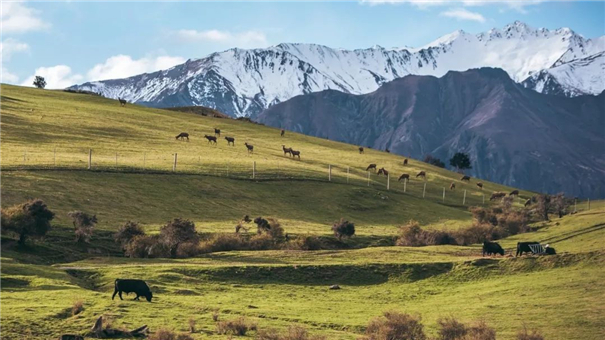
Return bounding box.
[1,199,55,245]
[332,218,355,240]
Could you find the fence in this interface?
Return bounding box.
[0,146,558,209]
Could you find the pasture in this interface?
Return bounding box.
[1,84,604,340]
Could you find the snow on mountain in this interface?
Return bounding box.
[69,21,604,117]
[522,52,605,97]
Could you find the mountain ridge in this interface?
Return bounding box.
[69,21,604,117]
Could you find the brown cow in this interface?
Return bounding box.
[204,135,217,144]
[377,168,389,176]
[291,150,301,160]
[509,190,519,196]
[490,192,507,201]
[176,132,189,141]
[224,136,235,146]
[403,158,408,165]
[280,129,285,137]
[398,174,409,182]
[416,171,426,178]
[450,182,456,190]
[359,147,364,154]
[366,164,377,171]
[476,182,483,190]
[214,128,221,137]
[244,142,254,153]
[282,145,292,156]
[460,175,471,182]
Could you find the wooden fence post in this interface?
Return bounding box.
[253,161,256,179]
[463,190,467,205]
[387,173,390,190]
[404,179,407,193]
[173,153,177,172]
[53,148,56,166]
[88,149,92,170]
[443,187,445,202]
[367,171,370,186]
[328,165,332,182]
[347,166,350,184]
[422,182,426,198]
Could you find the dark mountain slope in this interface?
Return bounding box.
[256,68,605,198]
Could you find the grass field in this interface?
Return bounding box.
[1,84,604,340]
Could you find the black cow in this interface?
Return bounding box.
[112,279,153,302]
[545,246,556,255]
[482,241,504,256]
[516,242,540,257]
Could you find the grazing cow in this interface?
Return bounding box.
[280,129,285,137]
[476,182,483,190]
[112,279,153,302]
[377,168,389,176]
[545,246,556,255]
[490,192,506,201]
[398,174,410,182]
[224,136,235,146]
[282,145,292,156]
[291,150,301,159]
[482,241,504,256]
[509,190,519,196]
[366,164,377,171]
[450,182,456,190]
[516,242,540,257]
[118,98,127,106]
[416,171,426,178]
[244,143,254,154]
[460,175,471,182]
[524,198,532,207]
[385,148,390,153]
[204,135,217,144]
[359,147,364,154]
[403,159,408,165]
[214,128,221,137]
[175,132,189,141]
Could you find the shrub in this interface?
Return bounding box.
[159,218,199,258]
[199,233,246,253]
[466,320,496,340]
[216,317,255,336]
[517,327,545,340]
[114,221,145,249]
[424,154,445,168]
[71,300,84,316]
[68,211,97,243]
[248,233,279,250]
[436,317,467,340]
[124,235,169,258]
[396,220,456,247]
[286,235,323,251]
[1,199,55,245]
[497,211,529,235]
[258,325,326,340]
[176,241,200,258]
[469,206,498,226]
[332,218,355,240]
[364,311,426,340]
[254,217,285,239]
[454,223,506,246]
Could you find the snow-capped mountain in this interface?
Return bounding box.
[69,21,604,117]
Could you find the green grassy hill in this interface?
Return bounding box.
[1,84,604,340]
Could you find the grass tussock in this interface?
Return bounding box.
[435,317,496,340]
[363,311,426,340]
[517,327,545,340]
[71,300,84,316]
[216,317,256,336]
[257,325,326,340]
[148,329,194,340]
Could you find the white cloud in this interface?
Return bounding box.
[360,0,543,12]
[86,54,186,81]
[1,38,29,62]
[2,66,19,83]
[21,65,83,89]
[0,2,49,33]
[174,29,268,47]
[440,8,486,22]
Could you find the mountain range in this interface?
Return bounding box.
[69,21,604,117]
[256,68,605,199]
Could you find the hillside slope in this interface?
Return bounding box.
[256,68,605,199]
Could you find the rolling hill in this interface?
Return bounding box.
[1,84,604,340]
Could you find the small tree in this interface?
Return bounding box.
[551,193,571,218]
[33,76,46,89]
[535,195,551,221]
[114,221,145,249]
[423,155,445,168]
[1,199,55,245]
[159,218,199,258]
[68,211,97,243]
[332,218,355,240]
[449,152,472,172]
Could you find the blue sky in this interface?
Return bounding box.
[1,1,604,88]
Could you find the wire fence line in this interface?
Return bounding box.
[5,147,601,211]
